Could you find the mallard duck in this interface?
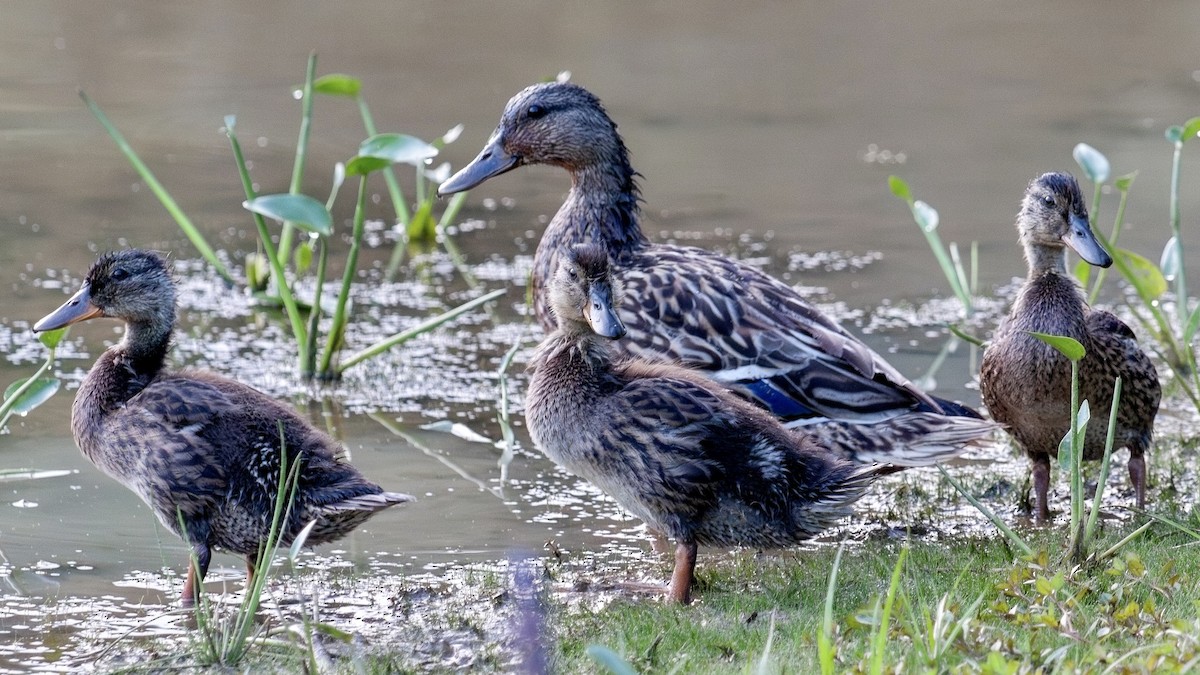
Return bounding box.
[439,81,993,463]
[525,243,882,604]
[33,250,413,605]
[980,173,1160,522]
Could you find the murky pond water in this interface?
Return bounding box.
[2,1,1200,670]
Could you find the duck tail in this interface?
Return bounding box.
[796,413,1003,467]
[797,463,882,531]
[321,491,415,514]
[927,395,983,419]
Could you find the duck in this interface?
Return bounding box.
[33,249,413,605]
[525,243,883,604]
[980,172,1160,523]
[439,81,995,463]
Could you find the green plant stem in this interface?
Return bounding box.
[1094,520,1154,564]
[79,91,234,285]
[1169,139,1189,328]
[1068,361,1084,562]
[318,177,369,377]
[304,239,329,377]
[226,122,309,371]
[0,348,56,430]
[1087,185,1132,303]
[1084,378,1122,549]
[868,546,908,675]
[277,53,318,268]
[356,96,410,226]
[337,288,507,373]
[817,544,844,675]
[936,464,1034,556]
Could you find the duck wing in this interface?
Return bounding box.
[615,245,945,422]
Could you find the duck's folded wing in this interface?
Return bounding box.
[618,247,941,422]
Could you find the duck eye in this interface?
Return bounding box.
[527,104,547,120]
[1041,195,1056,208]
[111,268,130,281]
[567,267,578,278]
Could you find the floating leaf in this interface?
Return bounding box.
[1116,247,1168,299]
[1072,143,1110,184]
[1028,332,1085,362]
[888,175,912,203]
[420,420,493,444]
[312,74,362,98]
[37,327,67,350]
[1160,236,1182,282]
[912,200,939,233]
[243,194,332,236]
[359,133,438,166]
[3,377,60,416]
[345,155,391,176]
[0,468,74,483]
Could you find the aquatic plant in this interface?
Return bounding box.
[0,327,65,432]
[1071,134,1200,412]
[80,54,503,381]
[888,175,978,318]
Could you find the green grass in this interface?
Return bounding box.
[552,526,1200,673]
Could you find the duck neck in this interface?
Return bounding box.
[1024,241,1068,279]
[548,139,647,257]
[80,318,171,413]
[533,322,613,389]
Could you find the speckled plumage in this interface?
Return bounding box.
[980,173,1160,522]
[524,244,881,604]
[440,81,991,457]
[34,250,412,604]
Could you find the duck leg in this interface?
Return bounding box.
[182,543,212,607]
[1128,447,1146,509]
[1032,453,1052,524]
[668,540,698,605]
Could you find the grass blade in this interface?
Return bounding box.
[818,544,845,675]
[936,464,1034,556]
[869,546,908,675]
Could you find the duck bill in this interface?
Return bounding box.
[33,283,104,332]
[585,285,627,339]
[437,131,520,196]
[1063,212,1113,268]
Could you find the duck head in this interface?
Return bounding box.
[34,250,175,333]
[549,243,627,339]
[1017,172,1112,272]
[438,81,628,196]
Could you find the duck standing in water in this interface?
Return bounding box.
[439,81,996,462]
[980,173,1160,522]
[34,250,412,605]
[525,244,882,604]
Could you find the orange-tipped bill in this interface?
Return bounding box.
[34,283,103,332]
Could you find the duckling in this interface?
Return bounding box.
[980,173,1160,522]
[34,250,412,605]
[525,243,882,604]
[439,81,993,464]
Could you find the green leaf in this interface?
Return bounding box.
[440,124,464,145]
[294,240,314,273]
[407,199,436,241]
[345,155,391,176]
[1072,143,1110,184]
[243,194,332,236]
[1166,126,1184,145]
[3,377,60,415]
[420,420,493,444]
[1184,302,1200,343]
[37,327,67,350]
[312,74,362,98]
[1160,236,1182,281]
[1113,171,1137,192]
[288,518,318,563]
[1058,429,1073,470]
[888,175,912,203]
[1028,332,1086,362]
[1073,259,1091,287]
[586,646,638,675]
[1182,117,1200,144]
[912,200,939,233]
[1115,247,1168,299]
[1077,399,1091,436]
[359,133,438,166]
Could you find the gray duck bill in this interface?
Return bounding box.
[437,132,519,196]
[34,283,103,332]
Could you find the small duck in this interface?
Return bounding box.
[34,250,412,605]
[525,243,882,604]
[980,173,1160,522]
[440,81,991,460]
